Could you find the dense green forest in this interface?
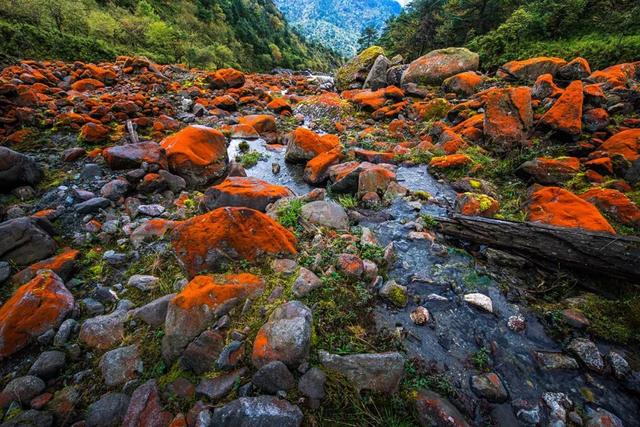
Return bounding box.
[0,0,339,71]
[379,0,640,70]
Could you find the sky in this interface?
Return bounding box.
[396,0,411,6]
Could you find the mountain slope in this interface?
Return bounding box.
[0,0,339,71]
[274,0,402,57]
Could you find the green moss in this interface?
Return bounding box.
[236,150,264,169]
[335,45,385,90]
[276,198,303,231]
[387,285,408,308]
[337,194,358,209]
[580,294,640,344]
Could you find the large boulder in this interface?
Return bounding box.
[580,188,640,228]
[0,216,57,267]
[162,273,264,363]
[319,351,404,394]
[600,129,640,161]
[497,57,567,81]
[160,125,228,187]
[483,87,533,153]
[363,55,391,90]
[207,68,245,89]
[516,157,581,185]
[401,48,479,86]
[204,177,294,212]
[300,201,349,230]
[526,187,615,234]
[102,142,168,170]
[252,301,312,368]
[0,271,73,359]
[79,309,128,350]
[170,207,297,277]
[303,149,343,185]
[284,127,340,164]
[0,147,43,191]
[442,71,484,96]
[209,396,303,427]
[336,46,385,91]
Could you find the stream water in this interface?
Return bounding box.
[227,135,640,425]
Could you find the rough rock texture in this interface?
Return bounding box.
[401,48,479,86]
[0,147,43,190]
[204,177,293,212]
[336,46,385,90]
[483,87,533,152]
[0,216,57,266]
[209,396,303,427]
[319,351,404,393]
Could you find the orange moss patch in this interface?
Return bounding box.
[589,63,639,87]
[284,127,340,163]
[442,71,484,95]
[207,68,245,89]
[353,148,396,164]
[267,98,292,114]
[483,87,533,149]
[171,207,297,277]
[172,273,264,310]
[600,129,640,161]
[204,177,293,211]
[526,186,615,234]
[539,80,583,137]
[580,188,640,228]
[0,272,74,359]
[584,157,613,175]
[497,57,567,81]
[351,89,387,111]
[429,154,472,169]
[12,248,79,285]
[456,193,499,218]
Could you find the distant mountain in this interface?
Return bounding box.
[274,0,402,57]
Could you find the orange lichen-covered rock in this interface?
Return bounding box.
[483,87,533,152]
[429,154,472,169]
[442,71,484,96]
[0,271,74,359]
[516,157,580,185]
[303,148,343,185]
[70,78,105,92]
[284,127,340,163]
[267,97,292,114]
[526,186,615,234]
[401,47,479,85]
[203,177,293,212]
[497,57,567,81]
[532,74,563,99]
[353,148,396,164]
[350,89,387,111]
[211,95,237,111]
[589,62,640,87]
[539,80,583,138]
[130,219,175,248]
[162,273,264,362]
[580,188,640,228]
[600,129,640,161]
[79,122,111,143]
[456,192,500,218]
[237,115,277,136]
[584,157,613,175]
[231,124,260,139]
[160,125,229,187]
[357,164,397,197]
[207,68,245,89]
[12,248,79,285]
[171,207,297,277]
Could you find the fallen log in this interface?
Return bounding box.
[434,214,640,281]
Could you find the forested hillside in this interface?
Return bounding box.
[0,0,339,71]
[379,0,640,69]
[274,0,401,57]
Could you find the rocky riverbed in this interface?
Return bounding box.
[0,51,639,426]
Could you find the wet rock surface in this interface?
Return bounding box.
[0,53,639,426]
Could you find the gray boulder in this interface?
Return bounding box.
[0,216,57,266]
[319,351,404,394]
[209,396,303,427]
[0,147,42,191]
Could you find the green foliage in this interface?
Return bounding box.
[472,347,491,371]
[379,0,640,71]
[0,0,339,71]
[420,214,439,230]
[235,150,263,168]
[276,198,303,230]
[337,194,358,209]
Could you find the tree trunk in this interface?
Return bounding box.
[434,214,640,281]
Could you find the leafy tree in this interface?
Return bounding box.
[358,25,378,50]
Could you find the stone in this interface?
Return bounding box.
[379,280,408,308]
[300,200,349,230]
[129,294,174,328]
[363,55,391,90]
[137,204,165,217]
[0,375,45,408]
[209,396,303,427]
[28,350,66,379]
[410,306,431,325]
[470,373,508,403]
[497,57,567,81]
[170,208,297,278]
[85,393,130,427]
[127,274,160,292]
[463,293,493,313]
[567,338,604,372]
[336,45,385,90]
[162,274,264,363]
[284,127,340,163]
[401,48,479,86]
[539,80,583,138]
[99,345,143,386]
[122,380,172,427]
[0,216,57,266]
[251,361,296,394]
[0,271,73,359]
[483,87,533,152]
[516,157,580,185]
[319,351,404,394]
[0,146,43,191]
[414,389,470,427]
[0,409,53,426]
[607,351,630,379]
[79,309,128,350]
[195,368,246,402]
[180,330,225,375]
[204,177,293,212]
[53,318,77,347]
[75,197,111,214]
[160,125,229,187]
[252,301,312,368]
[101,179,129,201]
[298,367,326,409]
[291,267,322,297]
[103,141,168,170]
[207,68,245,89]
[216,340,245,371]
